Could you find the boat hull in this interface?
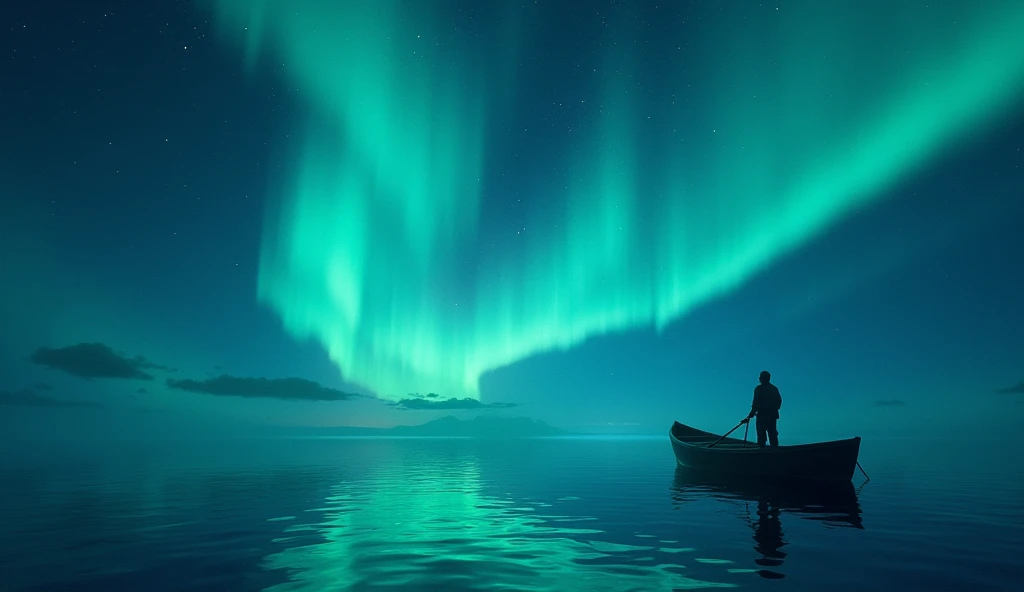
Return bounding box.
[669,421,861,482]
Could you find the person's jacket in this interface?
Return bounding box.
[751,383,782,419]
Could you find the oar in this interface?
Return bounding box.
[708,418,749,448]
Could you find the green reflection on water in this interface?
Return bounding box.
[264,458,735,590]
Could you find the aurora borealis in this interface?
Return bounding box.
[2,0,1024,436]
[205,1,1024,401]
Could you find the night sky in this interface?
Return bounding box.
[2,0,1022,439]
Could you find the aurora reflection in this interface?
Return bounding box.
[264,452,730,591]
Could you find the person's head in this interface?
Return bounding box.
[759,370,771,384]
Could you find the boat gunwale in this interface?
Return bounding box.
[669,421,860,453]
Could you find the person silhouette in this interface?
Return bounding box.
[746,370,782,447]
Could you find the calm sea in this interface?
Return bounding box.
[1,436,1021,591]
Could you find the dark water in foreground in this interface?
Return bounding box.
[1,437,1021,591]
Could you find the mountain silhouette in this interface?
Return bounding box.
[267,415,566,438]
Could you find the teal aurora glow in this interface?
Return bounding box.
[205,0,1024,400]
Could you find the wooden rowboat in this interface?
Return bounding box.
[670,421,862,482]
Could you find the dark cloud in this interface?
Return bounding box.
[33,382,54,391]
[136,387,149,394]
[995,382,1024,394]
[405,392,442,399]
[0,389,104,409]
[30,343,168,380]
[166,375,360,401]
[872,399,907,407]
[392,396,518,410]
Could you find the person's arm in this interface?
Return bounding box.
[747,387,758,419]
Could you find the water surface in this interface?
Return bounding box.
[1,437,1020,591]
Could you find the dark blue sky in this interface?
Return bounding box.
[1,0,1022,438]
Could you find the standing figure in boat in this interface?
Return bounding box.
[746,370,782,447]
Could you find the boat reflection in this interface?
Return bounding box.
[670,468,864,579]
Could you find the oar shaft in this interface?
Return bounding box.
[708,419,747,448]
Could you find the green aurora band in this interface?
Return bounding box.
[206,1,1024,400]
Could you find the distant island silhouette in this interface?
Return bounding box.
[267,415,568,438]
